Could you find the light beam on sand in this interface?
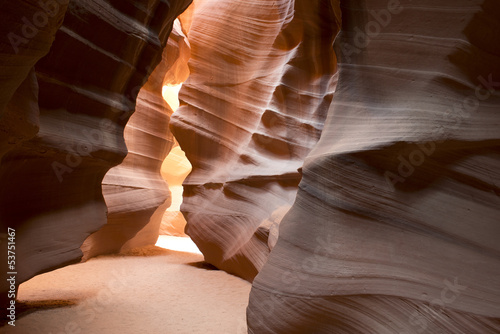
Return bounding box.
[155,235,202,254]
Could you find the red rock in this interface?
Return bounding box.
[247,0,500,332]
[0,0,191,305]
[170,0,339,280]
[82,21,191,258]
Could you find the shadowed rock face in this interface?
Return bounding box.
[0,0,71,307]
[170,0,340,280]
[0,0,191,302]
[1,0,498,331]
[248,0,500,332]
[81,20,191,259]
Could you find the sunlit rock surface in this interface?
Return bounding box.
[248,0,500,332]
[82,20,191,258]
[0,0,191,302]
[170,0,339,280]
[160,144,192,236]
[1,0,498,331]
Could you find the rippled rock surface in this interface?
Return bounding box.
[0,0,191,301]
[170,0,339,280]
[248,0,500,332]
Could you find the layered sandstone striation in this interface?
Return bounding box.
[2,0,498,331]
[0,0,70,308]
[0,0,191,302]
[170,0,340,280]
[248,0,500,332]
[159,143,192,236]
[82,19,191,258]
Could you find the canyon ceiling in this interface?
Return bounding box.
[1,0,499,333]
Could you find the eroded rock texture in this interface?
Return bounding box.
[248,0,500,333]
[82,20,191,258]
[0,0,70,307]
[0,0,191,302]
[170,0,339,280]
[160,144,192,236]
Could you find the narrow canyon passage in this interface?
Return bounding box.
[1,0,499,333]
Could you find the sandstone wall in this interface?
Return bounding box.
[82,20,191,258]
[170,0,340,280]
[248,0,500,332]
[0,0,191,302]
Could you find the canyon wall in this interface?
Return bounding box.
[1,0,498,331]
[248,0,500,332]
[82,20,191,258]
[159,143,192,236]
[170,0,340,280]
[0,0,191,302]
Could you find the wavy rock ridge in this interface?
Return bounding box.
[248,0,500,332]
[0,0,191,303]
[82,20,191,258]
[170,0,340,280]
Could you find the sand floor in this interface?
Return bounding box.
[1,240,250,334]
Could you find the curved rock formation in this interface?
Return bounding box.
[0,0,191,303]
[248,0,500,332]
[170,0,339,280]
[160,143,192,236]
[0,0,70,309]
[82,19,191,258]
[0,0,68,161]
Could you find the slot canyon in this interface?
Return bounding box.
[0,0,499,333]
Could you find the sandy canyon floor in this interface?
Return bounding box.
[1,237,250,334]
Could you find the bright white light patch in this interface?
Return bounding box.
[155,235,202,254]
[162,84,183,111]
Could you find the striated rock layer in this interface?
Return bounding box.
[0,0,70,308]
[170,0,340,280]
[248,0,500,333]
[82,20,191,259]
[0,0,191,303]
[159,144,192,236]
